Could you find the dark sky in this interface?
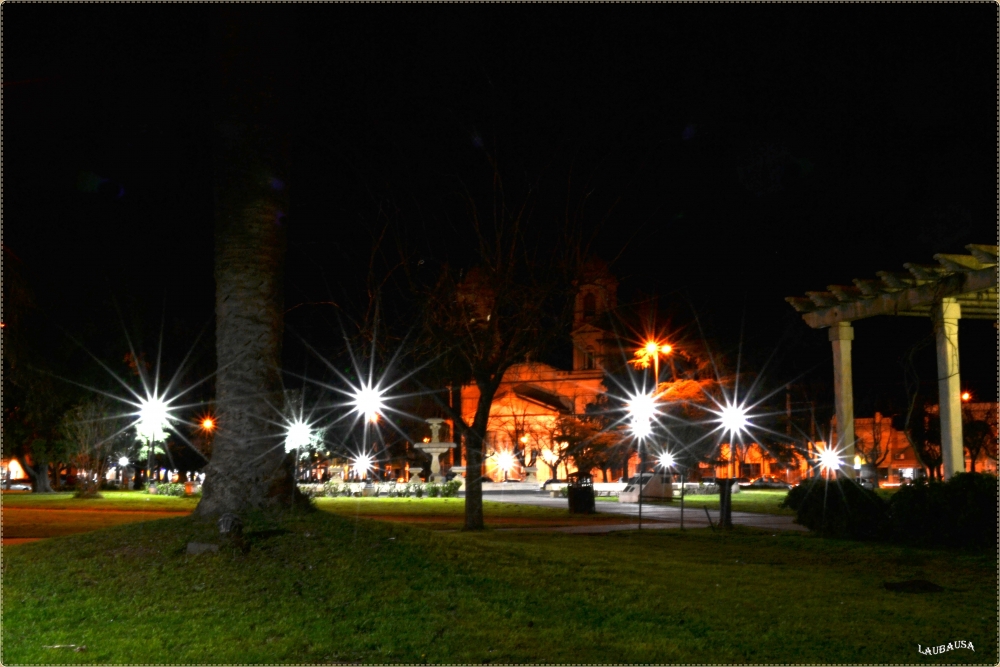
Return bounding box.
[4,5,997,412]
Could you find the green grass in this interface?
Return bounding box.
[668,489,796,516]
[2,493,625,540]
[2,509,995,664]
[313,496,624,530]
[2,491,200,512]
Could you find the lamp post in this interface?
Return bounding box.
[627,392,655,529]
[136,395,172,486]
[658,450,683,529]
[630,340,671,531]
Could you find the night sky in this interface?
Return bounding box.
[4,5,997,415]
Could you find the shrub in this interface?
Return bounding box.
[781,478,890,540]
[415,485,424,498]
[148,482,186,497]
[441,480,462,497]
[426,484,441,498]
[889,473,998,549]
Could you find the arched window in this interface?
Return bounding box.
[583,292,597,318]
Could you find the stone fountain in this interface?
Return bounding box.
[414,418,456,484]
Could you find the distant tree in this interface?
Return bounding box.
[963,403,998,473]
[855,411,891,488]
[899,337,943,480]
[410,166,585,529]
[60,398,131,496]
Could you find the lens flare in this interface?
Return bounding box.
[658,451,675,468]
[136,395,172,444]
[818,447,841,472]
[352,453,374,476]
[496,450,517,473]
[719,402,749,435]
[352,383,385,423]
[284,420,314,452]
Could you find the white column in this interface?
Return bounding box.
[934,298,964,479]
[829,322,855,478]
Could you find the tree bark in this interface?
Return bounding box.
[464,380,500,530]
[195,8,300,518]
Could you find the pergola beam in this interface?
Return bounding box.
[786,244,997,482]
[799,267,996,328]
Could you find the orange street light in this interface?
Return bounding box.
[200,417,215,432]
[961,391,972,402]
[635,340,672,392]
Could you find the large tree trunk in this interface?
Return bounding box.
[464,382,500,530]
[195,8,299,518]
[19,453,53,494]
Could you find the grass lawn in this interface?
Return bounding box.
[2,492,626,540]
[314,496,626,530]
[667,489,796,516]
[2,508,995,664]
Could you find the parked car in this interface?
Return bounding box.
[735,477,752,487]
[748,475,792,490]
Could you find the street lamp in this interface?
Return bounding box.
[657,450,686,530]
[627,391,657,530]
[352,383,385,424]
[495,450,516,482]
[136,395,173,485]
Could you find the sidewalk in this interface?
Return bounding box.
[480,492,808,533]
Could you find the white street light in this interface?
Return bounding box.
[352,452,374,479]
[818,447,841,473]
[118,456,130,468]
[136,396,171,445]
[719,402,750,436]
[495,450,516,481]
[352,383,385,423]
[658,451,675,468]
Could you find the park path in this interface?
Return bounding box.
[2,507,190,545]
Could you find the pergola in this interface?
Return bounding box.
[786,244,998,479]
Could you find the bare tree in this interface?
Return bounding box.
[411,167,585,530]
[900,336,943,480]
[856,411,891,488]
[60,398,131,497]
[963,403,998,473]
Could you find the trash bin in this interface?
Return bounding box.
[567,474,596,514]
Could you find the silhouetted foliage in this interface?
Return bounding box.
[781,478,890,540]
[889,473,998,550]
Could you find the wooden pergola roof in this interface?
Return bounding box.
[786,244,998,328]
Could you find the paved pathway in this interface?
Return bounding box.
[481,492,807,533]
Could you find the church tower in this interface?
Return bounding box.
[571,259,618,371]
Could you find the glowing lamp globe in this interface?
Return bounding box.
[496,451,516,473]
[719,403,749,435]
[136,396,171,444]
[352,453,374,476]
[284,420,313,451]
[353,384,385,423]
[118,456,130,468]
[818,448,841,472]
[658,452,675,468]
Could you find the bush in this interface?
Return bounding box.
[889,473,998,549]
[781,478,890,540]
[426,484,441,498]
[441,480,462,497]
[148,482,186,497]
[415,485,424,498]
